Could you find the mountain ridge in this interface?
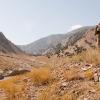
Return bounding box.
[0,32,23,54]
[18,26,95,55]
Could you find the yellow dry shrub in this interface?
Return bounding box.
[84,68,94,80]
[0,76,28,100]
[39,84,60,100]
[70,49,100,65]
[83,49,100,64]
[27,67,54,84]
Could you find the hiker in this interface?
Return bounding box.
[95,23,100,48]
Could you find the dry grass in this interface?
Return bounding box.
[84,68,94,80]
[40,93,77,100]
[27,67,54,85]
[70,49,100,64]
[61,93,77,100]
[64,68,82,81]
[39,83,78,100]
[64,67,94,81]
[39,84,59,100]
[83,49,100,64]
[0,78,27,100]
[0,48,99,99]
[0,67,54,99]
[0,74,30,100]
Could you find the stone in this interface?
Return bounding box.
[3,67,31,77]
[81,64,92,71]
[94,73,99,82]
[0,75,4,80]
[84,97,88,100]
[61,82,67,87]
[0,70,3,74]
[99,77,100,82]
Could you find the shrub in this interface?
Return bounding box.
[39,84,60,100]
[0,75,28,100]
[27,67,54,85]
[84,68,94,80]
[0,80,26,100]
[83,49,100,64]
[70,49,100,65]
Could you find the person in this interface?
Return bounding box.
[95,23,100,48]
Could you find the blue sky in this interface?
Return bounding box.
[0,0,100,45]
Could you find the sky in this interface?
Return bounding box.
[0,0,100,45]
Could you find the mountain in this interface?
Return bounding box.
[0,32,23,54]
[19,34,66,55]
[19,26,95,55]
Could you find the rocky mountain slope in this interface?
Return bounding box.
[19,26,94,55]
[0,32,23,54]
[0,25,100,100]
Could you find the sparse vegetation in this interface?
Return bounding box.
[0,37,100,100]
[69,49,100,64]
[54,43,64,57]
[0,4,100,99]
[84,68,94,80]
[0,77,28,100]
[83,49,100,64]
[27,67,54,85]
[62,93,77,100]
[39,83,78,100]
[64,68,81,81]
[39,84,59,100]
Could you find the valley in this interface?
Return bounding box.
[0,26,100,100]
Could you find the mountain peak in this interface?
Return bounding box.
[0,32,23,54]
[19,26,95,55]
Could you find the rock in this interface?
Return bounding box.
[99,77,100,82]
[3,67,31,77]
[61,82,67,87]
[0,70,3,74]
[0,75,4,80]
[8,69,30,77]
[18,67,32,72]
[94,73,99,82]
[64,52,74,57]
[85,64,92,67]
[81,64,92,71]
[84,97,88,100]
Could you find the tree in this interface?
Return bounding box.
[55,43,63,57]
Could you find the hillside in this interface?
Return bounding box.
[0,49,100,100]
[0,32,23,54]
[19,26,94,55]
[0,26,100,100]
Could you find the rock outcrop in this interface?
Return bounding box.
[0,32,23,54]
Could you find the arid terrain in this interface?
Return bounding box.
[0,0,99,99]
[0,27,100,100]
[0,48,100,100]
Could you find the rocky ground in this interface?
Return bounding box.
[0,49,100,100]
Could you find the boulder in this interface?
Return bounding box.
[7,69,31,77]
[3,67,31,77]
[0,75,4,80]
